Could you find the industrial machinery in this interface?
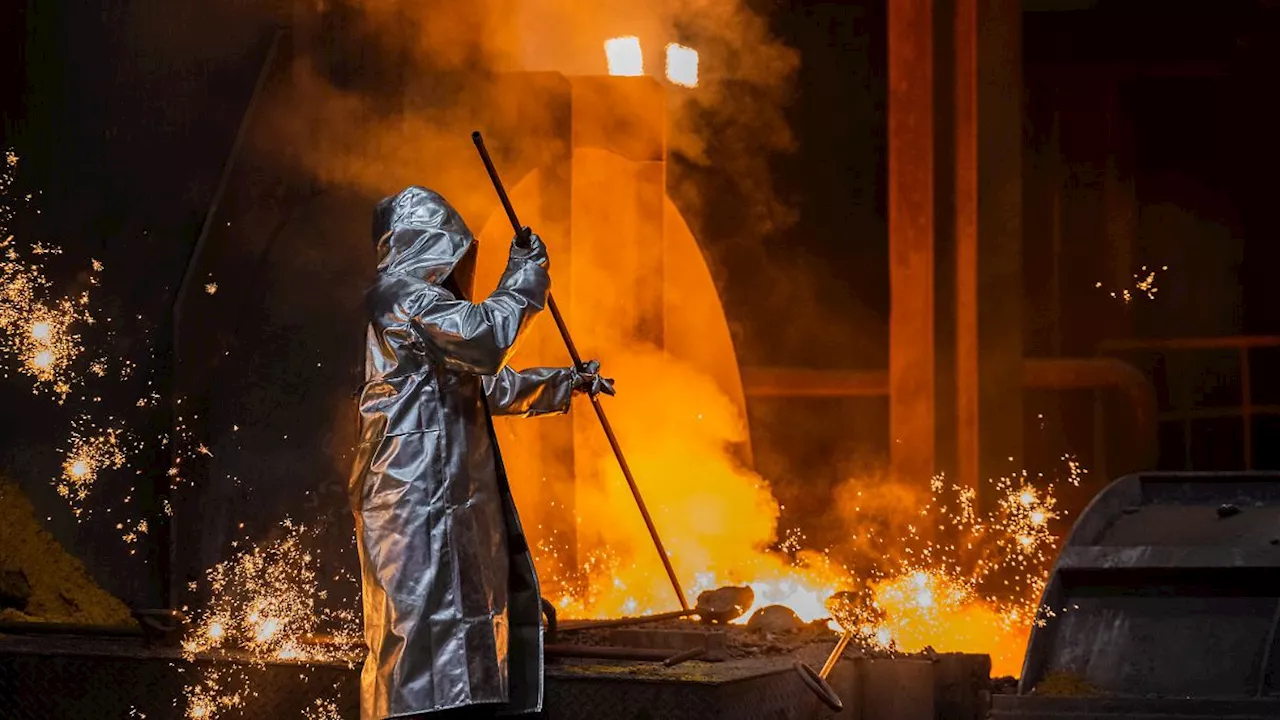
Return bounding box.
[994,471,1280,719]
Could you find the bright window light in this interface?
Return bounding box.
[605,36,644,77]
[665,43,699,88]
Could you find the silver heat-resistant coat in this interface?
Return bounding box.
[351,186,574,719]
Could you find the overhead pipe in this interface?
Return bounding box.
[740,357,1158,471]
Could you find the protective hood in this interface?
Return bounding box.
[372,186,478,299]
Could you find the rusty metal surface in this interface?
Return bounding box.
[933,653,993,720]
[608,627,729,661]
[859,658,934,720]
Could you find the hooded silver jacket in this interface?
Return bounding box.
[350,186,574,719]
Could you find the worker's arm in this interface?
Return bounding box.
[409,233,549,376]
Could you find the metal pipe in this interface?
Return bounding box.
[544,644,675,662]
[661,647,707,667]
[1021,357,1159,470]
[739,359,1159,470]
[0,622,143,637]
[739,367,888,398]
[557,609,696,632]
[1100,335,1280,351]
[471,131,690,613]
[818,631,854,678]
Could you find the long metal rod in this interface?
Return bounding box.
[819,631,854,678]
[0,622,145,637]
[471,131,690,612]
[557,609,696,632]
[544,644,674,662]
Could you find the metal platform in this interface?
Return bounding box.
[0,633,855,720]
[992,694,1280,720]
[0,630,991,719]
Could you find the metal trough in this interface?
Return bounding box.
[995,471,1280,719]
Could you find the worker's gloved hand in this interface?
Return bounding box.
[572,360,615,397]
[510,227,549,270]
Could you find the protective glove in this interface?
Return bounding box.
[509,227,549,270]
[571,359,615,397]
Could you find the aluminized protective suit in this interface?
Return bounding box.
[351,186,575,719]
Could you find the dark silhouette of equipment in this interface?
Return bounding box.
[995,471,1280,720]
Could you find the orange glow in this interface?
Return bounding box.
[604,36,644,76]
[870,569,1032,677]
[469,150,1060,678]
[181,522,360,717]
[665,43,699,87]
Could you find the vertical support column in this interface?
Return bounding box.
[954,0,1023,499]
[1049,102,1065,357]
[1103,78,1136,338]
[889,0,938,486]
[954,0,980,496]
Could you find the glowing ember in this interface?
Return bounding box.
[0,153,102,403]
[1097,264,1167,304]
[665,43,699,87]
[58,418,129,516]
[305,698,343,720]
[542,449,1073,676]
[605,36,644,76]
[181,521,359,719]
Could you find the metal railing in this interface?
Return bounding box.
[1098,335,1280,471]
[740,357,1159,474]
